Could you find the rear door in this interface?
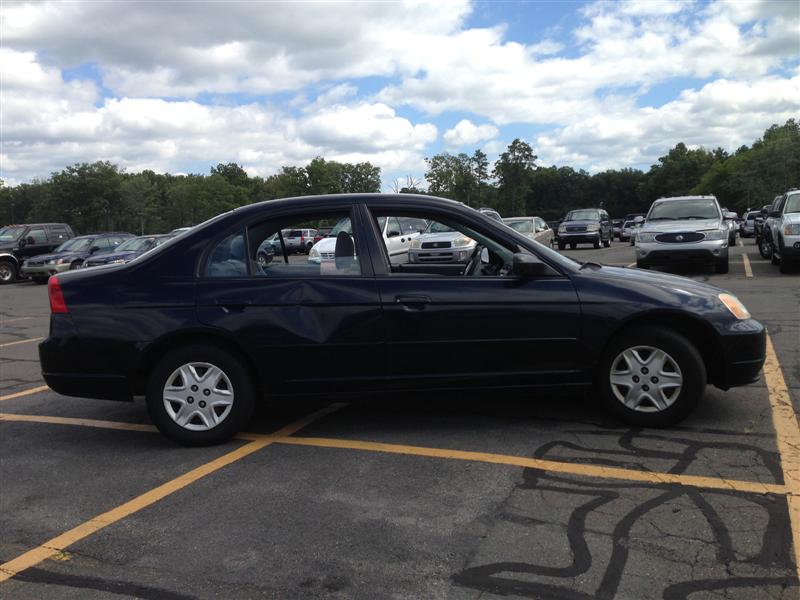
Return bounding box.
[196,203,384,392]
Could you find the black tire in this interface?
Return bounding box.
[32,276,49,285]
[636,260,649,269]
[69,261,81,270]
[597,326,706,427]
[593,239,601,249]
[146,344,256,446]
[771,251,780,266]
[557,241,565,250]
[569,243,576,249]
[758,237,772,259]
[779,257,793,274]
[0,259,17,284]
[714,257,729,274]
[603,238,611,248]
[306,242,313,253]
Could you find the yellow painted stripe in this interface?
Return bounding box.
[0,404,341,583]
[0,317,34,324]
[0,385,49,402]
[0,412,157,433]
[626,262,636,268]
[271,435,785,495]
[764,334,800,581]
[0,337,43,348]
[742,253,753,278]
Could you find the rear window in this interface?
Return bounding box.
[288,230,302,237]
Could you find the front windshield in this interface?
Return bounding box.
[786,195,800,214]
[506,219,533,233]
[565,210,600,221]
[0,225,25,242]
[58,238,93,252]
[425,221,454,234]
[327,218,353,237]
[117,237,157,252]
[648,199,720,221]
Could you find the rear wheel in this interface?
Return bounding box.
[771,251,780,266]
[32,276,48,285]
[0,260,17,284]
[714,257,729,274]
[569,243,576,249]
[598,327,705,427]
[758,237,772,259]
[593,239,601,249]
[146,344,256,446]
[557,241,565,250]
[603,238,611,248]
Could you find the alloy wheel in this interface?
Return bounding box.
[162,362,234,431]
[609,345,683,413]
[0,263,13,282]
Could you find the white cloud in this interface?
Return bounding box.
[443,119,499,149]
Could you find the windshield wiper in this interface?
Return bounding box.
[647,217,673,221]
[683,216,712,219]
[579,261,603,270]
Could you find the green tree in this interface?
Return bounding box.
[493,139,537,215]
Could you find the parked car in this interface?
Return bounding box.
[314,228,332,244]
[311,216,426,265]
[755,199,780,258]
[407,218,475,264]
[39,193,766,445]
[620,218,643,242]
[764,189,800,273]
[83,234,174,268]
[612,219,624,240]
[740,211,760,237]
[0,223,74,283]
[635,196,733,273]
[556,208,612,249]
[169,227,192,236]
[21,232,133,282]
[503,216,554,246]
[478,207,503,222]
[284,228,317,254]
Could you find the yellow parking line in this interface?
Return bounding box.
[0,385,49,402]
[764,334,800,581]
[271,435,784,495]
[0,317,34,324]
[0,412,158,432]
[0,403,342,583]
[738,238,744,247]
[742,253,753,278]
[0,337,43,348]
[626,262,636,268]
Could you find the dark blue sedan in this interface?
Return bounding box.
[83,234,174,268]
[39,194,765,445]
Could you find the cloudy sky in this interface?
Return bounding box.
[1,0,798,188]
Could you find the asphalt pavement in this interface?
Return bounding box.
[1,236,798,599]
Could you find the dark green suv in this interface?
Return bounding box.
[0,223,74,283]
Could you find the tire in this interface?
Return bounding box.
[758,237,772,259]
[557,241,565,250]
[69,261,81,270]
[569,243,576,250]
[32,276,49,285]
[779,257,793,274]
[714,257,729,274]
[593,239,601,249]
[597,326,706,427]
[771,251,780,266]
[636,260,649,269]
[603,238,611,248]
[0,259,17,284]
[306,242,313,253]
[146,344,256,446]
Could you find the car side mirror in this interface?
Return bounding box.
[387,230,400,238]
[18,238,27,248]
[723,214,735,220]
[513,253,547,278]
[26,236,36,245]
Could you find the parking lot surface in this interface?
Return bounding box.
[1,237,799,599]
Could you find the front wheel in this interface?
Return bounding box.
[779,256,793,274]
[569,243,576,250]
[759,237,772,259]
[714,257,729,274]
[603,238,611,248]
[146,344,256,446]
[636,260,649,269]
[557,241,565,250]
[0,260,17,284]
[598,327,706,427]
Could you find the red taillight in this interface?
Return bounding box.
[48,276,68,313]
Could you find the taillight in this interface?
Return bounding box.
[48,276,68,313]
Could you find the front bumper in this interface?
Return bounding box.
[779,234,800,259]
[715,319,766,389]
[636,239,728,265]
[409,247,472,263]
[557,232,600,244]
[20,262,72,277]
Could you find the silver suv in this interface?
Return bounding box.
[765,190,800,273]
[635,196,732,273]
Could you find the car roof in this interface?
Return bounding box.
[653,195,717,202]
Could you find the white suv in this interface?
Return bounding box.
[310,216,426,264]
[635,195,732,273]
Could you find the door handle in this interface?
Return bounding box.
[215,297,252,311]
[395,295,431,310]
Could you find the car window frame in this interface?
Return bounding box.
[359,203,568,280]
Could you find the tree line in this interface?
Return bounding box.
[1,119,796,234]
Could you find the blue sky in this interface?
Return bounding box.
[2,0,798,188]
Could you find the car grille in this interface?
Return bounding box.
[320,252,335,260]
[26,259,45,266]
[566,225,586,232]
[654,232,705,243]
[421,241,451,249]
[416,252,454,262]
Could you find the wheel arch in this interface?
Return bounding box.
[600,310,725,387]
[134,330,262,397]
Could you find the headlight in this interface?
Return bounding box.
[47,257,69,265]
[451,235,474,248]
[703,229,727,240]
[586,223,600,232]
[110,258,127,264]
[784,223,800,235]
[410,239,421,249]
[637,232,657,243]
[309,246,320,258]
[558,224,567,233]
[718,293,750,320]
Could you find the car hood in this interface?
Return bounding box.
[642,218,720,232]
[417,231,464,243]
[26,250,88,262]
[312,237,337,252]
[86,251,139,263]
[561,220,598,227]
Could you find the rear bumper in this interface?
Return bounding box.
[42,372,133,401]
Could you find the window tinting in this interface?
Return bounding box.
[206,232,248,278]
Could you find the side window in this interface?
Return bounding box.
[247,211,361,278]
[48,226,69,242]
[206,232,248,278]
[385,217,402,238]
[27,228,47,244]
[372,210,515,277]
[400,217,427,234]
[94,238,112,250]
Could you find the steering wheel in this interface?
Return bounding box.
[464,244,484,276]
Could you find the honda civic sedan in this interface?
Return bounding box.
[39,194,766,445]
